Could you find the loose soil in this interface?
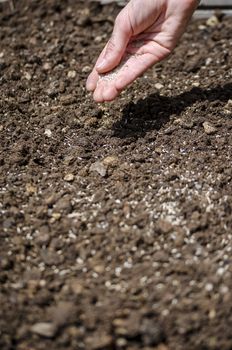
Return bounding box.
[0,1,232,350]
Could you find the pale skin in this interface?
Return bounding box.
[86,0,199,102]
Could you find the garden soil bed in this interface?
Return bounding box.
[0,1,232,349]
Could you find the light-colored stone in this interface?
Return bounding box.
[24,72,32,80]
[31,322,57,338]
[82,65,91,73]
[44,128,52,137]
[206,15,219,27]
[156,219,173,234]
[203,121,217,135]
[224,99,232,112]
[90,161,107,177]
[102,155,119,168]
[43,62,52,71]
[155,83,164,90]
[93,265,105,274]
[67,70,76,78]
[26,183,37,194]
[70,279,84,295]
[64,173,75,182]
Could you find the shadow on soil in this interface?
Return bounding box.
[112,83,232,139]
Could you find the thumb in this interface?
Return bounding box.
[96,12,132,73]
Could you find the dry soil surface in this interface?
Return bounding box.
[0,1,232,350]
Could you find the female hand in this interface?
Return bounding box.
[86,0,199,102]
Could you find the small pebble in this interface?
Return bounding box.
[90,161,107,177]
[51,212,61,220]
[43,62,52,71]
[93,265,105,274]
[205,283,213,292]
[67,70,76,78]
[64,173,75,182]
[102,155,119,168]
[30,322,57,338]
[156,219,173,234]
[206,15,219,27]
[116,338,127,347]
[94,35,104,43]
[205,57,213,66]
[203,121,217,135]
[50,302,74,327]
[209,309,216,319]
[82,65,91,73]
[60,94,76,105]
[224,99,232,114]
[70,279,84,295]
[25,183,37,194]
[24,72,32,80]
[44,128,52,137]
[155,83,164,90]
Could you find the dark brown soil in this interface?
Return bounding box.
[0,1,232,350]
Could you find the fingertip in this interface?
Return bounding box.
[86,72,98,91]
[102,85,120,102]
[93,87,104,103]
[96,58,109,73]
[86,81,95,92]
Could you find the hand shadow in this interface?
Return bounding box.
[112,83,232,139]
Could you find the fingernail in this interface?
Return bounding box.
[96,58,107,71]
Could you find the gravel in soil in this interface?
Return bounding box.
[0,1,232,350]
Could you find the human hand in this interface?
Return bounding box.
[86,0,199,102]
